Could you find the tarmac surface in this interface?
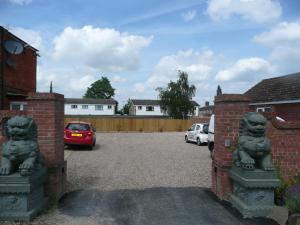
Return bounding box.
[1,132,279,225]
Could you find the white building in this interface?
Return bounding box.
[65,98,117,115]
[129,99,200,117]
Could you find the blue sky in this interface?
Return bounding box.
[1,0,300,106]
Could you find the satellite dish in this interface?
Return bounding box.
[6,58,16,68]
[4,40,24,55]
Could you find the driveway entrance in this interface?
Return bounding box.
[33,133,277,225]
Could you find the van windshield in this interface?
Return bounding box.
[203,124,208,134]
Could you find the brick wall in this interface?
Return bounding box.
[265,113,300,181]
[273,103,300,122]
[211,94,251,199]
[191,116,210,124]
[26,92,66,201]
[211,94,300,200]
[0,93,66,201]
[0,27,37,109]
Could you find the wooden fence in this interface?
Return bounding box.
[64,116,209,132]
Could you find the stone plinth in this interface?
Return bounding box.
[0,167,48,221]
[229,166,280,218]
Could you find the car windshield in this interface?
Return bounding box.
[66,123,90,131]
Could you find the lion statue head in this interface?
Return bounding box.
[7,116,38,141]
[239,112,267,137]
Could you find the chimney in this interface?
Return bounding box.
[205,101,209,107]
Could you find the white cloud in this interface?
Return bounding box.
[254,21,300,72]
[70,75,95,92]
[181,10,197,22]
[133,83,145,93]
[10,27,42,50]
[206,0,281,23]
[215,57,275,81]
[8,0,32,5]
[112,75,127,83]
[146,49,215,88]
[52,26,153,73]
[254,21,300,47]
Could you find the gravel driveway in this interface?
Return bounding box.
[2,132,277,225]
[66,132,212,192]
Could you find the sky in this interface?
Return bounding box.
[1,0,300,107]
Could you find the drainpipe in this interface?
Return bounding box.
[0,27,4,110]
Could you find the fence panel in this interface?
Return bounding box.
[64,116,197,132]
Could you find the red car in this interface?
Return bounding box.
[64,121,96,150]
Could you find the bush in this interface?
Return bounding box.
[286,183,300,214]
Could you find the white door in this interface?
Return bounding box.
[195,124,201,141]
[188,124,196,140]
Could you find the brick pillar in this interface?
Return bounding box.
[27,92,66,201]
[211,94,250,200]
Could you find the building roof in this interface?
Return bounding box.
[131,99,200,106]
[199,105,214,111]
[245,72,300,103]
[65,98,117,105]
[6,87,28,97]
[0,26,38,52]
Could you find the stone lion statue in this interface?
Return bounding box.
[233,112,275,171]
[0,116,43,176]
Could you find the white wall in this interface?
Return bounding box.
[133,105,199,116]
[65,103,115,115]
[134,105,165,116]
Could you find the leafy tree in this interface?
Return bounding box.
[84,76,115,99]
[156,71,196,119]
[121,99,131,115]
[216,85,222,96]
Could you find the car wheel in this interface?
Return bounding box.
[93,140,96,147]
[88,145,93,150]
[185,135,189,143]
[197,138,201,146]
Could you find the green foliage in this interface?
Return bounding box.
[274,156,300,208]
[121,99,131,115]
[156,71,196,119]
[84,76,115,99]
[286,196,300,214]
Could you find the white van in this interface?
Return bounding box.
[185,123,208,145]
[208,114,214,153]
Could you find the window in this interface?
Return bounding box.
[256,107,271,113]
[138,106,142,110]
[82,105,88,109]
[11,104,21,110]
[203,124,208,134]
[196,125,200,130]
[189,124,196,131]
[108,105,112,109]
[71,105,78,109]
[95,105,103,111]
[10,102,27,111]
[66,123,90,131]
[146,106,154,111]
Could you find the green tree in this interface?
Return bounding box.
[84,76,115,99]
[156,71,196,119]
[121,99,131,115]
